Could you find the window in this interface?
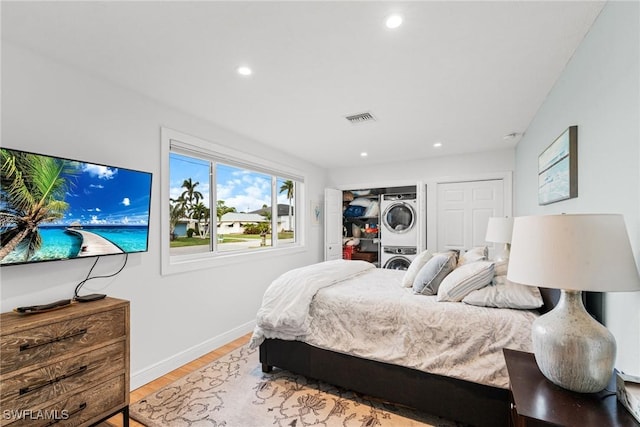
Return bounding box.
[161,128,304,274]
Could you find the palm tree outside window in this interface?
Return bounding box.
[279,179,294,233]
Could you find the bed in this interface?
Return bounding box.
[251,259,600,427]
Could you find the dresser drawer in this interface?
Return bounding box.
[1,374,126,427]
[1,341,125,411]
[1,308,126,375]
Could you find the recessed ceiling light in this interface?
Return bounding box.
[385,14,403,29]
[433,142,443,148]
[360,152,368,157]
[237,66,252,76]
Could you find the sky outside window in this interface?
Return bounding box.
[170,153,293,213]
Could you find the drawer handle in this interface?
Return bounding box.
[19,328,87,352]
[42,402,86,427]
[19,365,88,395]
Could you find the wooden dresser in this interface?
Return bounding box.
[0,297,129,427]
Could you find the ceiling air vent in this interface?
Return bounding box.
[345,112,376,124]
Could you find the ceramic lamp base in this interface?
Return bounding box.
[532,290,615,393]
[495,243,511,263]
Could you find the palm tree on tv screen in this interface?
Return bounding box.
[0,150,77,261]
[279,180,294,232]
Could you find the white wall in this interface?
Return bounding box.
[327,149,515,188]
[0,42,327,388]
[327,148,516,251]
[514,2,640,374]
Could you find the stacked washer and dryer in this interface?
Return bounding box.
[380,193,418,270]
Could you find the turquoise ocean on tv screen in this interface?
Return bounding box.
[1,226,148,264]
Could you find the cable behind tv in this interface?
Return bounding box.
[73,253,128,301]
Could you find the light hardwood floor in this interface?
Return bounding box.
[106,333,251,427]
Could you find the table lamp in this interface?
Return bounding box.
[507,214,640,393]
[485,217,514,262]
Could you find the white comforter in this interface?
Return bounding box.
[250,262,539,388]
[249,259,375,348]
[305,269,538,388]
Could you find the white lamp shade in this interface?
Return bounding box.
[485,217,514,243]
[507,214,640,292]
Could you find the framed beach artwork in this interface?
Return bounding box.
[538,125,578,205]
[311,200,322,226]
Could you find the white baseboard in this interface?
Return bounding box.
[130,320,256,390]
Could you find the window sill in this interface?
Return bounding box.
[161,244,306,275]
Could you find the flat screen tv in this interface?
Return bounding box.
[0,147,152,266]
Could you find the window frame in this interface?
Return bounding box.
[161,127,306,275]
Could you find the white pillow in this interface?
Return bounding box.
[363,202,379,218]
[458,246,488,266]
[401,250,432,287]
[412,252,458,295]
[349,198,372,207]
[462,276,543,309]
[436,261,494,302]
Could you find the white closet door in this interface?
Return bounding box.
[324,188,343,261]
[437,180,504,254]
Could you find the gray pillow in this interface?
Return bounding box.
[412,252,457,295]
[437,261,495,302]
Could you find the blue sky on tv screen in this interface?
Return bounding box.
[56,162,152,226]
[1,149,151,227]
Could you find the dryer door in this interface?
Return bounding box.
[382,202,416,234]
[383,256,411,270]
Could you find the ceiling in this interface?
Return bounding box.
[1,1,605,169]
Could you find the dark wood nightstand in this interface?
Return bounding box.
[503,348,639,427]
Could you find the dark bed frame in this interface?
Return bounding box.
[259,288,603,427]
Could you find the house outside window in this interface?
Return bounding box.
[161,128,304,274]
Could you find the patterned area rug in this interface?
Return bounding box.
[130,344,459,427]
